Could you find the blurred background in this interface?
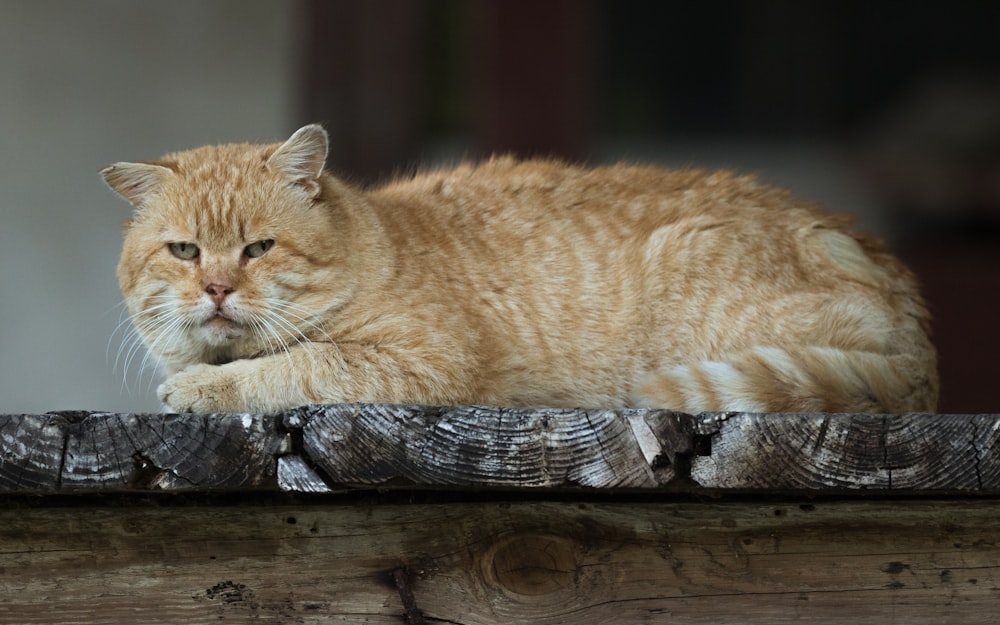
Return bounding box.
[1,0,997,413]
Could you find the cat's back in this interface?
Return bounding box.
[362,157,936,412]
[364,156,912,303]
[364,156,919,342]
[371,156,830,235]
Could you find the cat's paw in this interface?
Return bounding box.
[159,363,243,413]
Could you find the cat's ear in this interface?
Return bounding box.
[100,161,174,210]
[267,124,329,198]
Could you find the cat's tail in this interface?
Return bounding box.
[634,346,938,414]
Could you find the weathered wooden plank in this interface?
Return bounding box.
[0,414,66,491]
[2,407,999,494]
[0,498,997,624]
[289,404,680,488]
[691,412,1000,491]
[0,412,287,492]
[62,412,287,491]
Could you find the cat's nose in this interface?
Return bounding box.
[205,283,234,307]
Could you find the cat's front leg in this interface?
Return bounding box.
[158,339,474,413]
[158,359,313,414]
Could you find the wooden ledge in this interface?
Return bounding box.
[3,405,1000,624]
[1,404,996,495]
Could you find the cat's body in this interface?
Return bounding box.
[102,125,938,414]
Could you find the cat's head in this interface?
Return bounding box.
[103,124,353,372]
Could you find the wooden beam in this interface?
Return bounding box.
[691,412,1000,491]
[1,406,998,494]
[0,412,287,493]
[3,405,1000,622]
[0,498,997,624]
[291,404,684,488]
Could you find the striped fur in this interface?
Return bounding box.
[102,124,938,414]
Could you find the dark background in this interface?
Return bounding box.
[300,0,1000,413]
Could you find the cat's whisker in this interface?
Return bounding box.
[248,311,295,370]
[239,302,339,382]
[272,308,340,376]
[114,304,183,394]
[271,309,323,357]
[264,298,336,344]
[115,327,144,395]
[123,317,167,392]
[259,307,306,342]
[107,302,136,371]
[145,315,196,395]
[265,299,348,366]
[245,313,279,356]
[112,302,175,339]
[262,307,308,347]
[107,300,172,366]
[134,309,191,395]
[100,299,132,322]
[119,328,154,394]
[120,308,176,361]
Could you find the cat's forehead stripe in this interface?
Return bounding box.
[169,151,271,244]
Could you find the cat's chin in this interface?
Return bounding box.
[201,316,245,343]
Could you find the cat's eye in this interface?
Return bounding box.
[244,239,275,258]
[168,242,200,260]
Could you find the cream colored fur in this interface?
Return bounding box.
[102,124,938,414]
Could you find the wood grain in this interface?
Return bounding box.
[0,412,286,492]
[0,414,66,491]
[290,404,679,488]
[0,499,998,624]
[2,406,999,622]
[276,454,334,493]
[65,412,287,490]
[1,407,999,494]
[691,412,1000,491]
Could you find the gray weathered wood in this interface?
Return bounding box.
[1,499,998,624]
[691,412,1000,491]
[276,454,334,493]
[1,406,999,493]
[290,404,682,488]
[0,412,286,492]
[64,412,287,491]
[0,414,66,491]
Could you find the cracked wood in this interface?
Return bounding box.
[0,406,997,493]
[0,412,286,492]
[288,404,688,488]
[691,412,1000,490]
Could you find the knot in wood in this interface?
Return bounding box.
[487,533,578,597]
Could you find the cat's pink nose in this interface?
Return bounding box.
[205,283,234,307]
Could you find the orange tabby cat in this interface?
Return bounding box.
[102,124,938,414]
